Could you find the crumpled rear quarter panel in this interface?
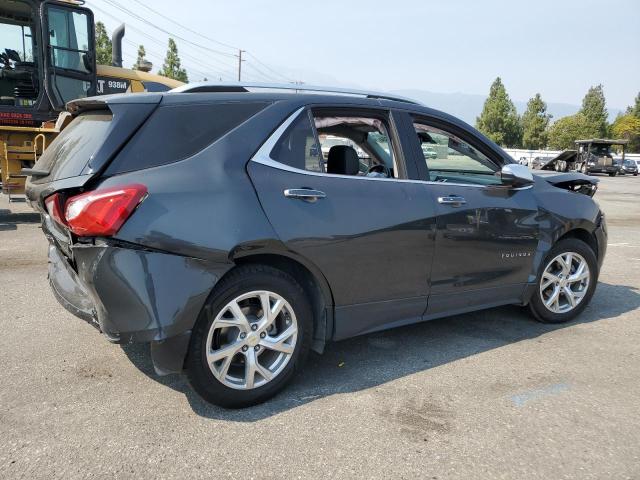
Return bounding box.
[73,244,232,343]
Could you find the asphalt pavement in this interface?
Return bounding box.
[1,174,639,479]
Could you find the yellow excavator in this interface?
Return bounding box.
[1,0,184,198]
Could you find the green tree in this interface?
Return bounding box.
[133,44,146,70]
[611,114,640,152]
[626,92,640,118]
[95,21,112,66]
[547,113,594,150]
[158,38,188,82]
[476,77,522,147]
[579,84,608,138]
[521,93,552,149]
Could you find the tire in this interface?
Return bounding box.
[185,264,313,408]
[580,163,588,174]
[609,172,617,177]
[529,238,598,324]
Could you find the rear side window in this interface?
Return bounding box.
[106,102,268,174]
[33,111,112,181]
[270,111,323,172]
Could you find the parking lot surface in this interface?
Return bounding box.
[1,174,639,479]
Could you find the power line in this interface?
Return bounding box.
[97,0,294,83]
[245,51,293,83]
[128,0,239,52]
[91,3,240,78]
[99,0,238,59]
[90,0,294,83]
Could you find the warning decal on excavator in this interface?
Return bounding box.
[0,112,35,126]
[96,77,131,95]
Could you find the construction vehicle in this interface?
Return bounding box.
[1,0,184,199]
[542,139,628,177]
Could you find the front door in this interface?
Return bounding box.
[408,117,539,316]
[248,107,437,339]
[41,1,96,108]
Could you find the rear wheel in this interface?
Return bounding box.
[529,238,597,324]
[581,163,588,174]
[186,265,312,408]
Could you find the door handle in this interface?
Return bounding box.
[283,188,327,202]
[437,195,466,206]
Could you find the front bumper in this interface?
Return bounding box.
[48,241,231,373]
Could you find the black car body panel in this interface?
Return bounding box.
[26,88,607,375]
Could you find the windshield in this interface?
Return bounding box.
[590,145,611,156]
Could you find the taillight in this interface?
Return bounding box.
[44,193,65,227]
[62,184,147,237]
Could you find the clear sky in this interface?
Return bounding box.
[86,0,639,109]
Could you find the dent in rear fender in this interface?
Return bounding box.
[73,245,232,342]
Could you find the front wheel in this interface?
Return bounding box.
[529,238,598,324]
[609,172,617,177]
[186,265,312,408]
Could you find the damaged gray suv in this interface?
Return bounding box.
[26,83,607,408]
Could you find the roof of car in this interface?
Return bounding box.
[170,82,422,105]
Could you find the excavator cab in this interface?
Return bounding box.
[0,0,96,127]
[1,0,182,197]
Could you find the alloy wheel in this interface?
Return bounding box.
[539,252,590,314]
[205,290,298,390]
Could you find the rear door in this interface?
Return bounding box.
[406,115,540,316]
[248,106,436,340]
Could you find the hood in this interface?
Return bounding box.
[534,171,599,197]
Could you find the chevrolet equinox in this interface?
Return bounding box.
[26,83,607,408]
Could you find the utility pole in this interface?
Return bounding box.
[237,49,245,81]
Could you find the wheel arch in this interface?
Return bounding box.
[229,251,335,353]
[556,228,599,259]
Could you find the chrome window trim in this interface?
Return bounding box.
[249,108,533,191]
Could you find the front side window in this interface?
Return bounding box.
[45,5,94,105]
[413,121,500,185]
[0,0,38,107]
[48,7,90,73]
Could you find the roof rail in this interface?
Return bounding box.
[170,82,421,105]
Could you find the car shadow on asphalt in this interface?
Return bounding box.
[120,281,640,421]
[0,208,40,231]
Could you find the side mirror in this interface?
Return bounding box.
[500,164,534,188]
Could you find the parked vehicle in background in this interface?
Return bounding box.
[422,144,438,159]
[25,83,607,408]
[619,159,638,176]
[531,156,553,169]
[543,139,627,176]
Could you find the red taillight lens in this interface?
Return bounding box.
[44,193,65,227]
[63,184,147,237]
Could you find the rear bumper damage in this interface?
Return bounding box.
[48,241,231,374]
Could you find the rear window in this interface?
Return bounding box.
[33,112,113,180]
[105,102,269,174]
